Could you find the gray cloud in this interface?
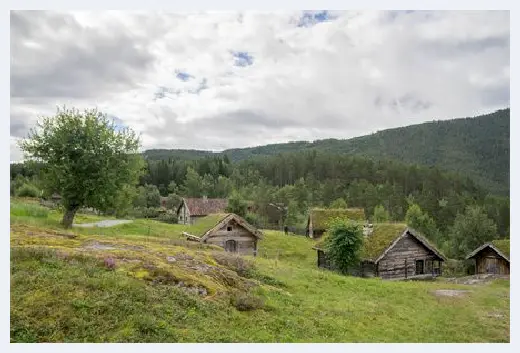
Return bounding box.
[10,11,155,100]
[9,11,510,161]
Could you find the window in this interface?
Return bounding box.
[415,260,424,275]
[227,226,232,231]
[225,239,237,252]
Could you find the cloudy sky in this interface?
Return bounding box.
[10,10,510,162]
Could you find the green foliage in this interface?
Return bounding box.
[329,198,347,209]
[156,212,178,224]
[405,204,440,241]
[373,204,390,223]
[448,206,498,258]
[165,193,182,210]
[15,183,40,198]
[10,203,49,218]
[310,208,366,229]
[244,212,261,228]
[182,167,204,197]
[134,184,161,208]
[19,107,145,227]
[226,191,247,217]
[323,219,363,274]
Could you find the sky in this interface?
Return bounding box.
[10,10,510,162]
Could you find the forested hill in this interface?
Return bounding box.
[144,108,510,195]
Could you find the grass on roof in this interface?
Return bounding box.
[187,213,230,237]
[310,208,366,229]
[315,223,408,261]
[491,239,510,258]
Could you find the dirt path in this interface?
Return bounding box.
[73,219,133,228]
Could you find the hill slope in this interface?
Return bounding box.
[144,109,510,195]
[10,199,510,343]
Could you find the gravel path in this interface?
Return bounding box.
[73,219,133,228]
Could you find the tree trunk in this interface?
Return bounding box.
[62,206,79,228]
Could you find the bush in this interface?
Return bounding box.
[443,259,474,277]
[157,212,178,224]
[230,292,265,311]
[11,203,49,218]
[244,212,260,227]
[212,252,255,277]
[323,219,363,274]
[15,184,40,198]
[128,207,161,219]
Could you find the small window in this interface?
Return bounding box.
[227,226,232,231]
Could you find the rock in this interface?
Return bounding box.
[166,256,176,263]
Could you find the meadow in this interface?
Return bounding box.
[10,198,510,343]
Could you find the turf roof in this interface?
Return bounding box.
[188,213,230,237]
[315,223,410,262]
[309,208,366,229]
[492,239,510,258]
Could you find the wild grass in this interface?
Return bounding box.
[10,198,510,343]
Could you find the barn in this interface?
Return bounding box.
[313,223,446,280]
[465,239,510,275]
[183,213,262,256]
[177,196,228,225]
[306,208,366,238]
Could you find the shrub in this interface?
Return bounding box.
[157,212,178,224]
[231,292,265,311]
[15,184,40,198]
[128,207,161,219]
[212,252,255,277]
[244,212,260,227]
[11,203,49,218]
[323,219,363,275]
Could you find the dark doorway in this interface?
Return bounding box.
[225,239,237,253]
[415,260,424,275]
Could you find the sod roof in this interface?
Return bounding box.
[314,223,446,262]
[491,239,510,258]
[466,239,510,262]
[186,213,263,240]
[188,213,230,237]
[308,208,366,230]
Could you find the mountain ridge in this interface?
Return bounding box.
[144,108,510,195]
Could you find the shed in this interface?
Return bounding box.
[183,213,262,256]
[306,208,366,238]
[176,196,229,225]
[465,239,510,275]
[313,224,446,280]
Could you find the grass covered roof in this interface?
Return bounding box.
[314,223,407,261]
[491,239,510,258]
[188,213,230,237]
[309,208,366,229]
[314,223,445,262]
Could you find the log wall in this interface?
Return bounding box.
[204,219,258,256]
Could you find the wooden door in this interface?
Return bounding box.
[225,239,237,253]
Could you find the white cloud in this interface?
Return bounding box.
[10,10,510,161]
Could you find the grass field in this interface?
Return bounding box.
[10,198,510,343]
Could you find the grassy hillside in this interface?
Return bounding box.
[144,109,510,195]
[10,199,510,343]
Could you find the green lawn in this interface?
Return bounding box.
[10,198,510,343]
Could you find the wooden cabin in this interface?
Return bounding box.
[176,196,228,225]
[306,208,366,238]
[465,239,510,275]
[313,224,446,280]
[183,213,262,256]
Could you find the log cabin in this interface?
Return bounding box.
[183,213,262,256]
[313,223,446,280]
[176,196,228,225]
[306,208,366,238]
[465,239,510,275]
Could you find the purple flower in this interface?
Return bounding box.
[104,257,116,270]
